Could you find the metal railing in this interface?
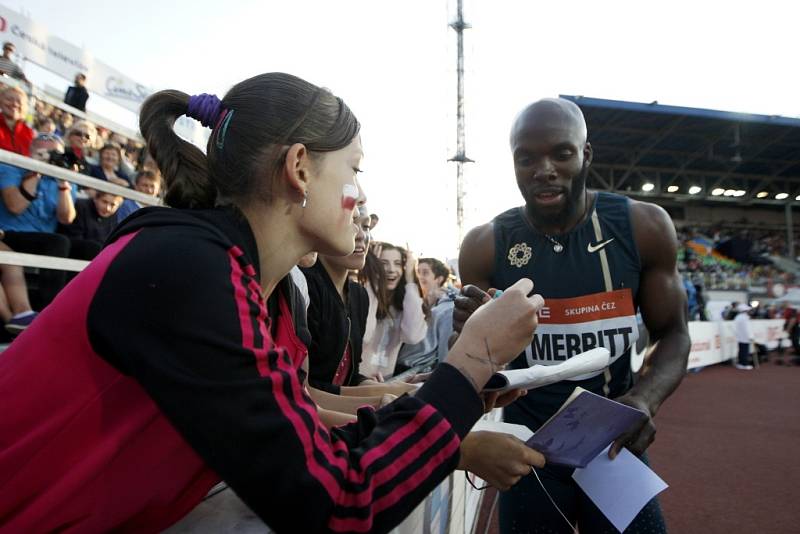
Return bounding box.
[0,149,162,271]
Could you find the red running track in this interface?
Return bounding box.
[477,360,800,533]
[648,361,800,534]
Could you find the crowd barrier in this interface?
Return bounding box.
[687,319,787,369]
[0,149,159,271]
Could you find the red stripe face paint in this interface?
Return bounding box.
[342,183,358,210]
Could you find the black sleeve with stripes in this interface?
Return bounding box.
[88,226,484,533]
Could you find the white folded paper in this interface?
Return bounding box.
[482,347,611,393]
[573,446,668,532]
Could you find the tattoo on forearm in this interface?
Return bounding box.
[464,338,500,373]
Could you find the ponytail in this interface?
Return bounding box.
[139,90,216,209]
[139,73,360,211]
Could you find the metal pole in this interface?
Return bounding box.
[449,0,473,250]
[786,203,795,259]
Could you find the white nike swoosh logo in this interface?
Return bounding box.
[587,238,615,253]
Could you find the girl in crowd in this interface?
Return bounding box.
[0,72,544,533]
[360,242,428,379]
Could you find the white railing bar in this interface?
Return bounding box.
[0,251,88,272]
[0,149,161,206]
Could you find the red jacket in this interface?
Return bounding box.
[0,118,33,156]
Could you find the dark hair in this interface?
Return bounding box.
[378,243,426,318]
[139,72,360,210]
[419,257,450,286]
[359,250,390,320]
[99,143,123,165]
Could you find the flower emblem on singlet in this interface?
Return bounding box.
[508,242,533,268]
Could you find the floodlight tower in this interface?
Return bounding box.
[449,0,474,249]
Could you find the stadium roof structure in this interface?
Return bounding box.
[561,95,800,206]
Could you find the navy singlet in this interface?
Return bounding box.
[490,191,642,430]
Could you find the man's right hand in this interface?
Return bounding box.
[453,285,493,334]
[446,279,543,392]
[449,285,497,350]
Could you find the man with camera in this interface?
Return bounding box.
[0,133,76,309]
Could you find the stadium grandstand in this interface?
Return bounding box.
[564,95,800,313]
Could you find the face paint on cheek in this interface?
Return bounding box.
[342,183,358,210]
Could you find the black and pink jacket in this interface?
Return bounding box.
[0,206,482,533]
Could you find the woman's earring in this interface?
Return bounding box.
[301,191,308,208]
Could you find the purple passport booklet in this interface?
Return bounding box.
[526,387,647,468]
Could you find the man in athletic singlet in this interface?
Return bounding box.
[456,98,690,533]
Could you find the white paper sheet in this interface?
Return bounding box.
[572,446,668,533]
[483,348,610,393]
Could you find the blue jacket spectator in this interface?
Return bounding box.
[0,134,76,308]
[0,165,76,232]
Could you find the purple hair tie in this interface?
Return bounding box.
[187,93,224,128]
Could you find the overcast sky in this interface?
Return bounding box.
[10,0,800,261]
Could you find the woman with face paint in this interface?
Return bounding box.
[0,73,545,533]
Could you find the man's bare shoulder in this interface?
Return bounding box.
[462,222,495,251]
[459,222,496,288]
[628,198,678,267]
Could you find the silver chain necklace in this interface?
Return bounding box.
[532,190,591,254]
[544,234,564,253]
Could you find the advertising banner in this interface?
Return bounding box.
[0,5,152,113]
[687,319,786,369]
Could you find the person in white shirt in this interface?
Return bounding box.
[733,303,754,370]
[360,242,427,379]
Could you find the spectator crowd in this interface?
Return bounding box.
[0,72,162,337]
[677,225,798,293]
